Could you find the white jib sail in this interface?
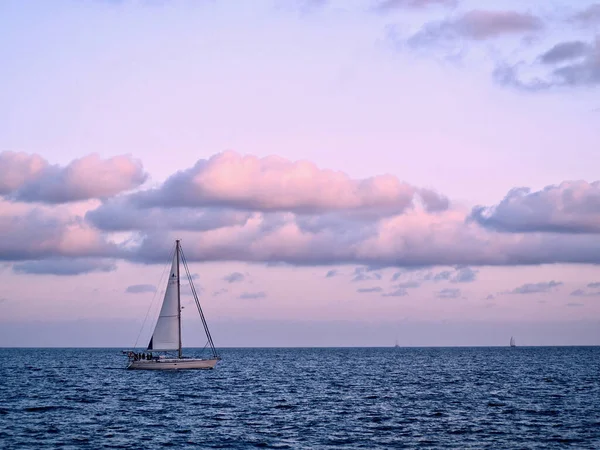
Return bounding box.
[148,250,180,351]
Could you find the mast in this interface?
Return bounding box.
[176,239,182,359]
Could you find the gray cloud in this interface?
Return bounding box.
[0,152,147,203]
[86,199,251,232]
[239,291,267,299]
[572,4,600,26]
[357,287,384,293]
[352,267,383,282]
[224,272,245,283]
[539,41,590,64]
[450,267,478,283]
[485,294,495,300]
[495,38,600,90]
[13,258,116,276]
[588,282,600,289]
[125,284,157,294]
[374,0,456,11]
[325,269,339,278]
[393,280,421,289]
[566,302,584,307]
[213,288,228,297]
[437,288,461,299]
[507,281,562,295]
[409,10,542,47]
[570,288,600,297]
[470,181,600,233]
[382,288,408,297]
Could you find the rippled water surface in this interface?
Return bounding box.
[0,347,599,449]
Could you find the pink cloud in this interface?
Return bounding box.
[0,152,147,203]
[134,151,436,215]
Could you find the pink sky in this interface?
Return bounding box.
[0,0,599,346]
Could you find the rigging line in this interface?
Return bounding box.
[180,248,218,357]
[182,251,215,353]
[132,242,176,350]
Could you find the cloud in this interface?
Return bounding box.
[409,10,543,47]
[393,280,421,288]
[86,199,251,232]
[213,288,228,296]
[470,181,600,233]
[382,288,408,297]
[374,0,456,12]
[5,153,600,269]
[13,258,116,276]
[485,294,495,300]
[125,284,157,294]
[239,291,267,299]
[588,282,600,289]
[437,288,461,299]
[223,272,245,283]
[570,287,600,297]
[352,267,383,282]
[0,152,147,203]
[357,287,384,293]
[450,267,478,283]
[0,201,117,262]
[566,302,584,307]
[572,4,600,26]
[132,151,421,216]
[425,270,452,281]
[325,269,339,278]
[539,41,590,64]
[506,281,562,295]
[495,38,600,90]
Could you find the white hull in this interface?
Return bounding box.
[127,358,219,370]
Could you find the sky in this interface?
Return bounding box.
[0,0,599,347]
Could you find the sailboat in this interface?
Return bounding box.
[510,336,516,347]
[124,239,220,370]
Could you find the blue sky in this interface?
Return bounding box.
[1,0,599,346]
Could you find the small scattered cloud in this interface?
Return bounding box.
[374,0,456,12]
[494,38,600,91]
[570,288,600,297]
[506,281,562,295]
[0,297,7,303]
[382,288,408,297]
[223,272,245,283]
[394,280,421,289]
[572,4,600,26]
[408,10,543,48]
[539,41,590,64]
[437,288,461,299]
[450,267,478,283]
[357,287,384,293]
[13,259,116,276]
[588,282,600,289]
[239,291,266,299]
[566,302,584,307]
[125,284,157,294]
[391,271,403,281]
[352,267,383,282]
[485,294,495,301]
[325,269,340,278]
[425,270,452,281]
[212,288,228,297]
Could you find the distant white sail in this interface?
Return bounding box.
[510,336,516,347]
[148,251,180,351]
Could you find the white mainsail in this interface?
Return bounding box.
[147,251,180,352]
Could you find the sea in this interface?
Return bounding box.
[0,347,599,449]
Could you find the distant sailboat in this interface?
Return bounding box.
[510,336,516,347]
[394,338,399,348]
[124,240,220,370]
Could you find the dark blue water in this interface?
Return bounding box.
[0,347,599,449]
